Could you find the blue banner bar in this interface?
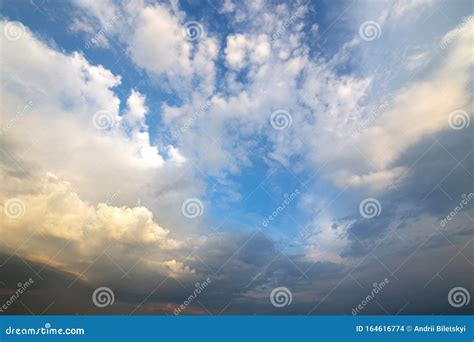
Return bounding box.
[0,316,472,341]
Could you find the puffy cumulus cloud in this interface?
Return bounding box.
[73,0,219,97]
[93,205,171,245]
[158,0,400,182]
[225,34,271,69]
[305,19,473,191]
[0,19,201,287]
[220,0,235,14]
[225,34,248,69]
[119,90,168,168]
[1,0,472,315]
[126,2,193,78]
[69,0,472,265]
[0,27,120,118]
[0,19,195,211]
[122,89,148,126]
[0,169,197,287]
[77,0,470,205]
[0,171,183,253]
[157,3,310,175]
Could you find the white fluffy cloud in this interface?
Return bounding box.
[1,0,472,278]
[74,0,219,97]
[0,172,183,251]
[81,0,473,199]
[225,34,271,69]
[0,18,197,208]
[127,3,193,78]
[304,19,473,191]
[0,19,202,284]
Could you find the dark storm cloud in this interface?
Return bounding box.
[345,126,473,250]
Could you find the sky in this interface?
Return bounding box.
[0,0,473,315]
